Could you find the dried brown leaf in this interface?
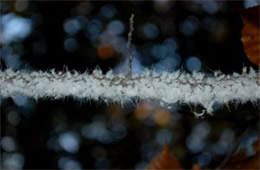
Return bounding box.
[252,138,260,153]
[192,163,201,170]
[224,152,259,169]
[146,144,183,170]
[239,6,260,66]
[223,137,260,169]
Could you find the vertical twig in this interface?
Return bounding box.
[127,14,134,79]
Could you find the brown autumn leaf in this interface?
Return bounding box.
[252,137,260,153]
[146,144,183,170]
[224,138,260,169]
[224,152,259,169]
[239,5,260,66]
[192,163,201,170]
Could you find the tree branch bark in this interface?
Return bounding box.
[1,68,259,115]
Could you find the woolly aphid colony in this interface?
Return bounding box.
[0,67,259,117]
[0,14,259,117]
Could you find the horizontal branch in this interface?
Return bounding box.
[0,68,259,114]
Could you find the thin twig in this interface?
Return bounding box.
[127,14,134,79]
[216,125,252,169]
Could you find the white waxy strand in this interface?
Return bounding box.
[0,68,259,114]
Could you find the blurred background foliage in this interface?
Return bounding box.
[0,0,259,169]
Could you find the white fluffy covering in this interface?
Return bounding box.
[0,68,259,114]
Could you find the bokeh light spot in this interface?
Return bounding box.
[7,111,21,126]
[143,23,159,39]
[2,152,24,169]
[154,54,181,73]
[163,38,178,52]
[192,122,210,138]
[1,136,16,152]
[64,38,79,52]
[76,15,88,27]
[185,56,201,72]
[201,1,219,14]
[15,0,28,12]
[58,157,82,170]
[244,0,260,8]
[63,18,82,35]
[1,14,32,44]
[97,44,115,60]
[179,16,199,36]
[86,19,103,39]
[99,4,117,19]
[212,140,229,155]
[186,134,206,153]
[58,132,80,153]
[81,122,113,144]
[156,129,173,145]
[134,102,154,120]
[151,44,168,59]
[12,95,28,107]
[107,20,125,35]
[153,108,171,126]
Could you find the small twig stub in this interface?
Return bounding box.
[127,14,135,79]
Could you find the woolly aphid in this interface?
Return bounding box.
[0,68,259,117]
